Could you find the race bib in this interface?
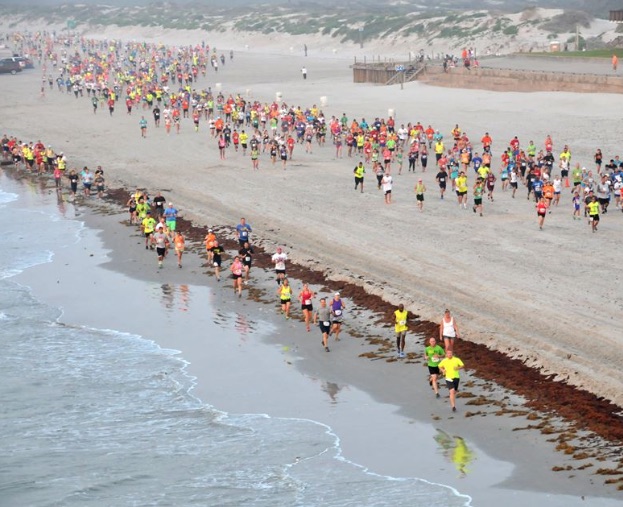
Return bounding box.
[304,299,311,305]
[245,256,251,262]
[323,321,330,326]
[334,309,342,316]
[399,320,406,326]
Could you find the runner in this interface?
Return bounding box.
[394,304,408,358]
[472,177,484,216]
[455,171,468,209]
[236,217,252,247]
[438,350,465,412]
[139,116,148,138]
[313,297,332,352]
[210,239,223,281]
[572,191,582,220]
[425,337,445,398]
[80,166,93,197]
[330,292,346,341]
[272,247,288,285]
[67,169,79,199]
[141,210,156,250]
[298,283,315,332]
[151,227,170,269]
[436,166,447,199]
[587,195,600,233]
[230,255,244,297]
[204,229,216,263]
[163,202,178,231]
[439,309,460,352]
[485,171,496,201]
[278,278,292,319]
[381,171,393,204]
[354,162,365,193]
[173,230,185,268]
[536,197,548,230]
[238,241,254,283]
[415,178,426,212]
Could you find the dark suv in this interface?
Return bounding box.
[0,59,22,74]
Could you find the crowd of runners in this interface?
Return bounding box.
[3,32,622,411]
[6,31,621,234]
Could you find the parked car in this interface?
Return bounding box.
[0,59,22,74]
[7,55,34,69]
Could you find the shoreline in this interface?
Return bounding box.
[3,165,623,503]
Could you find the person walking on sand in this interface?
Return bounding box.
[301,67,307,80]
[139,116,148,138]
[278,278,292,318]
[230,255,244,297]
[313,297,331,352]
[415,178,426,211]
[425,337,445,398]
[612,54,618,72]
[354,161,365,193]
[330,292,346,341]
[438,350,464,413]
[394,304,408,358]
[298,283,315,332]
[440,309,460,352]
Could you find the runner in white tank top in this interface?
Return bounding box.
[440,309,460,352]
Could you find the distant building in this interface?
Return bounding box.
[609,10,623,22]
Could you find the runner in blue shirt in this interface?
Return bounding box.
[236,217,252,247]
[163,202,178,231]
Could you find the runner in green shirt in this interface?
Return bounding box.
[424,337,445,398]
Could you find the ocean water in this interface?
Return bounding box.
[0,175,471,507]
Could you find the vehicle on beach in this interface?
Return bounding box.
[0,59,22,74]
[1,55,34,69]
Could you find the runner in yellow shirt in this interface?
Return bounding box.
[587,195,600,233]
[394,304,408,358]
[455,171,468,209]
[438,350,465,412]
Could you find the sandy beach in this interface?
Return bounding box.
[4,43,622,405]
[1,24,623,504]
[3,168,619,506]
